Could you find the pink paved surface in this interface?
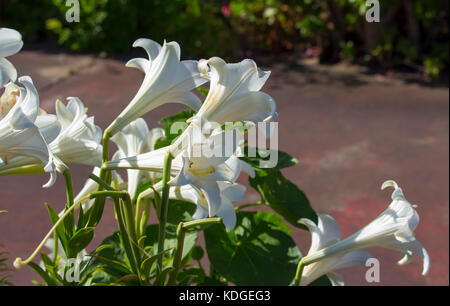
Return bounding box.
[0,48,448,286]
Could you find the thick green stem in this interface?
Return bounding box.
[293,259,305,286]
[156,151,174,275]
[62,168,75,237]
[235,201,264,212]
[87,130,112,227]
[168,222,185,286]
[168,217,222,286]
[139,201,151,238]
[121,193,141,273]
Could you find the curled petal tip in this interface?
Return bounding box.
[381,180,398,191]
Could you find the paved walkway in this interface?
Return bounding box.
[1,48,448,286]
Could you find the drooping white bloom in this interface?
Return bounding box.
[301,180,430,277]
[111,118,164,199]
[107,38,207,136]
[105,126,254,218]
[0,77,56,185]
[144,178,246,231]
[195,56,277,124]
[0,96,102,186]
[48,97,103,172]
[0,28,23,87]
[298,214,372,286]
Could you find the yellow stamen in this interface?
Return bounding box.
[189,165,215,176]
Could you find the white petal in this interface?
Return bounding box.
[0,28,23,57]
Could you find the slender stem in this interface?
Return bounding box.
[183,217,223,230]
[113,199,138,275]
[86,130,112,227]
[62,168,75,237]
[13,195,90,269]
[293,259,305,286]
[156,151,174,275]
[62,169,74,207]
[168,222,185,286]
[121,193,141,275]
[168,217,222,286]
[235,201,264,212]
[135,197,143,237]
[139,200,151,238]
[53,232,58,263]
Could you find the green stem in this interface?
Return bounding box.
[235,201,264,212]
[86,130,112,227]
[139,200,151,238]
[121,193,141,274]
[62,168,75,237]
[135,197,143,237]
[168,217,222,286]
[113,199,139,276]
[156,151,174,275]
[293,259,305,286]
[167,222,185,286]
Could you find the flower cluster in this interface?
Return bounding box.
[0,27,430,286]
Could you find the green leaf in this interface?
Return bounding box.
[166,200,197,225]
[204,211,302,285]
[45,203,69,255]
[242,148,298,169]
[191,246,204,261]
[155,110,195,150]
[28,262,59,286]
[89,232,130,284]
[68,227,95,257]
[140,249,170,280]
[249,169,317,229]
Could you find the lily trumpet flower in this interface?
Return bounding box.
[300,180,430,276]
[106,38,207,137]
[49,97,103,170]
[0,97,102,186]
[195,56,277,124]
[111,118,164,199]
[106,127,254,217]
[298,214,372,286]
[142,181,246,231]
[0,77,56,186]
[0,28,23,87]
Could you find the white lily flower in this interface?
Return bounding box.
[298,214,372,286]
[0,77,56,186]
[0,96,102,186]
[106,126,254,217]
[144,179,246,231]
[107,38,207,136]
[0,28,23,87]
[301,180,430,276]
[195,56,277,124]
[111,118,164,199]
[49,97,103,171]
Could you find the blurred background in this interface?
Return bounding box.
[1,0,448,80]
[0,0,448,286]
